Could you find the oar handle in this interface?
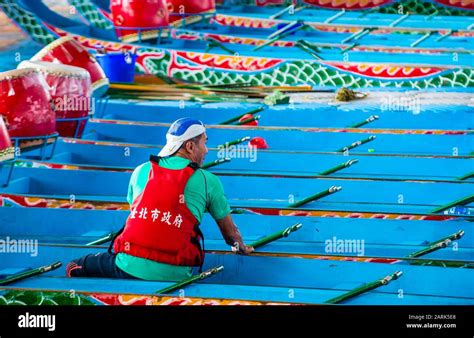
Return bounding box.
[201,158,231,169]
[86,232,116,246]
[325,271,403,304]
[319,159,358,176]
[408,230,465,258]
[288,186,342,208]
[349,115,379,128]
[338,135,376,153]
[0,261,62,286]
[218,136,251,148]
[236,115,260,125]
[156,265,224,294]
[430,194,474,214]
[250,223,303,249]
[220,107,265,125]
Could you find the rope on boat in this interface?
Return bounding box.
[0,261,62,286]
[156,266,224,294]
[335,87,368,102]
[288,186,342,208]
[319,159,358,176]
[349,115,379,128]
[201,158,231,169]
[430,194,474,214]
[250,223,303,249]
[407,230,465,258]
[219,107,265,125]
[324,271,403,304]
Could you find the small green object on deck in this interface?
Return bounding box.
[368,149,375,153]
[324,271,403,304]
[86,232,116,246]
[156,266,224,294]
[288,186,342,208]
[250,223,303,249]
[0,261,62,286]
[407,230,465,258]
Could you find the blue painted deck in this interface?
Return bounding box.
[1,246,472,305]
[1,208,472,260]
[19,140,474,181]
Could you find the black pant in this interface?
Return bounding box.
[66,252,137,279]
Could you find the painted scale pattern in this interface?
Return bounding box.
[69,0,113,30]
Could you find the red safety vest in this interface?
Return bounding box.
[113,155,204,267]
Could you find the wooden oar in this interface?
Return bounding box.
[201,158,231,169]
[86,232,116,246]
[0,261,62,286]
[156,223,302,294]
[430,195,474,214]
[318,159,358,176]
[349,115,379,128]
[220,107,265,125]
[250,223,302,249]
[324,271,403,304]
[407,230,465,258]
[217,136,251,148]
[288,186,342,208]
[156,265,224,294]
[337,135,376,153]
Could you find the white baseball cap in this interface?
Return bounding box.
[158,118,206,157]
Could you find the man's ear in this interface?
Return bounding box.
[185,140,194,152]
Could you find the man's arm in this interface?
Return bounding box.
[216,215,254,255]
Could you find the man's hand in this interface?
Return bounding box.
[231,242,254,255]
[216,215,254,255]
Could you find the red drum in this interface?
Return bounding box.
[167,0,215,24]
[0,68,55,138]
[31,36,109,97]
[0,117,13,162]
[111,0,169,43]
[18,60,92,138]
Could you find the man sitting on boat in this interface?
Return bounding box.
[67,118,253,281]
